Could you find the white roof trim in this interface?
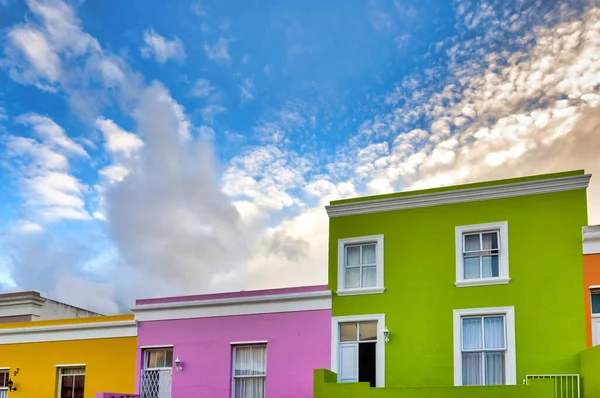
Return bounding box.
[132,290,332,322]
[326,174,591,217]
[584,226,600,255]
[0,320,137,344]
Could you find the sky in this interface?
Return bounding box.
[0,0,599,314]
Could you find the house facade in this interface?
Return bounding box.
[0,315,137,398]
[583,225,600,347]
[323,170,590,391]
[132,285,331,398]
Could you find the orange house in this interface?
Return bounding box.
[583,225,600,347]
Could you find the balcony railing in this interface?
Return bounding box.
[140,369,172,398]
[524,374,580,398]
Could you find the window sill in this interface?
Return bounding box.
[336,287,385,296]
[455,277,511,287]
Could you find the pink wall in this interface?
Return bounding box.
[95,394,139,398]
[136,309,331,398]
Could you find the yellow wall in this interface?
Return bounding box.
[0,315,137,398]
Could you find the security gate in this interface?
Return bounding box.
[140,369,172,398]
[524,374,580,398]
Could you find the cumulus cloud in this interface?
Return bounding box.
[141,29,186,63]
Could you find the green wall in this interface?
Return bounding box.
[329,183,588,387]
[314,369,556,398]
[581,345,600,398]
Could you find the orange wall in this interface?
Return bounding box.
[583,254,600,347]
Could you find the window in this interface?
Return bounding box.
[592,292,600,315]
[453,307,516,386]
[0,369,9,390]
[332,314,385,387]
[591,292,600,346]
[141,348,173,398]
[57,367,85,398]
[232,345,266,398]
[455,222,509,287]
[145,349,173,369]
[337,235,384,295]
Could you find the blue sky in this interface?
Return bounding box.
[1,0,599,313]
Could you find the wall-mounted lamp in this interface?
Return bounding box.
[174,357,183,371]
[7,378,17,391]
[382,327,390,343]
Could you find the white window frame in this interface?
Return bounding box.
[57,366,86,398]
[590,288,600,346]
[331,314,386,387]
[143,348,174,370]
[231,344,267,398]
[453,306,516,386]
[337,235,384,296]
[0,367,9,395]
[455,222,510,287]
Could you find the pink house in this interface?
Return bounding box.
[132,285,332,398]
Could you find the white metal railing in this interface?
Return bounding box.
[524,375,580,398]
[140,369,172,398]
[0,388,7,398]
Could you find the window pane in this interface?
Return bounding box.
[165,350,173,368]
[359,322,377,341]
[362,244,376,264]
[146,351,157,368]
[345,268,360,289]
[73,375,85,398]
[462,352,482,386]
[155,350,165,368]
[340,323,357,342]
[346,246,360,266]
[464,234,480,252]
[464,257,480,279]
[234,346,266,376]
[484,317,505,349]
[60,368,85,375]
[462,317,482,350]
[0,371,7,388]
[482,232,498,250]
[485,352,505,385]
[362,266,377,287]
[592,293,600,314]
[60,376,74,398]
[481,255,499,278]
[234,377,265,398]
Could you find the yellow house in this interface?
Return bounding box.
[0,314,137,398]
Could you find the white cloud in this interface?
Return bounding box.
[204,38,231,64]
[141,29,186,63]
[240,78,255,101]
[0,106,6,120]
[200,103,227,124]
[17,113,88,157]
[96,117,143,160]
[191,2,207,17]
[190,78,214,97]
[6,27,62,85]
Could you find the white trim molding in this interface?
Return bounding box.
[132,290,332,322]
[331,314,386,387]
[453,306,516,386]
[55,364,86,368]
[0,320,137,344]
[326,174,591,217]
[455,222,509,287]
[140,345,174,349]
[337,235,384,295]
[583,226,600,255]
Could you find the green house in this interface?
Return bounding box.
[318,170,594,397]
